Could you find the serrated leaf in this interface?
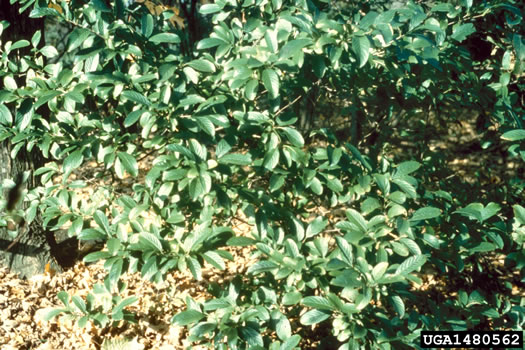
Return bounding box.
[352,36,370,68]
[117,152,138,177]
[409,206,441,222]
[300,309,331,326]
[150,33,180,43]
[395,255,427,275]
[262,68,279,99]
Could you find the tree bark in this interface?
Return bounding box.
[0,1,63,278]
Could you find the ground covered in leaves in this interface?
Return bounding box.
[0,111,523,349]
[0,216,254,350]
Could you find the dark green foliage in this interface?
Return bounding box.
[0,0,524,348]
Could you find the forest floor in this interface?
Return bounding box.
[0,110,524,349]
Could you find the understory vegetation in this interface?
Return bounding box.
[0,0,524,348]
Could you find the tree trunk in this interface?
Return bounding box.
[0,1,63,279]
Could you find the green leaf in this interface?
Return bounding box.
[112,296,138,316]
[197,37,227,50]
[372,262,389,281]
[451,23,475,42]
[470,242,496,253]
[262,68,279,99]
[83,251,111,263]
[391,295,405,318]
[139,232,163,252]
[409,207,441,222]
[121,90,151,106]
[352,36,370,68]
[395,255,427,275]
[280,335,301,350]
[141,14,154,38]
[149,33,180,43]
[202,251,225,270]
[282,291,302,305]
[188,59,216,73]
[395,161,421,176]
[501,129,525,141]
[57,291,70,307]
[247,260,278,275]
[117,152,138,177]
[172,310,205,326]
[263,148,280,171]
[107,258,123,290]
[43,308,65,321]
[72,295,87,314]
[279,38,311,60]
[275,316,291,341]
[345,209,368,233]
[513,205,525,225]
[300,309,331,326]
[306,217,327,238]
[392,178,417,198]
[281,127,304,147]
[335,236,353,264]
[200,4,221,14]
[265,29,278,53]
[302,296,335,310]
[244,79,259,100]
[0,104,13,125]
[227,236,256,246]
[188,257,202,280]
[40,45,58,58]
[63,150,84,175]
[3,76,17,90]
[240,326,264,347]
[219,153,252,166]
